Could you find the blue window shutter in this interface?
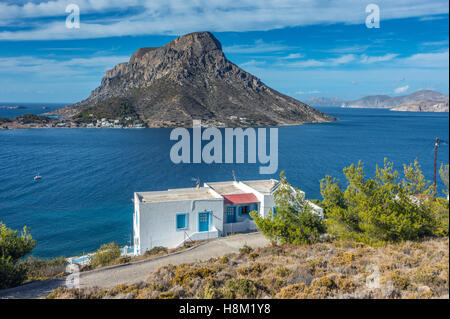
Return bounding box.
[177,214,187,230]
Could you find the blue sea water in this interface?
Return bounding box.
[0,107,448,258]
[0,102,64,119]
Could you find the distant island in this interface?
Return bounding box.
[47,31,335,128]
[307,90,449,112]
[0,105,27,110]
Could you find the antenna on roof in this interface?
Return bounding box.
[232,170,237,182]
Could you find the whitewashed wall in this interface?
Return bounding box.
[135,198,224,255]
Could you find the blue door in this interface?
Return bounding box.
[226,206,236,223]
[198,212,211,232]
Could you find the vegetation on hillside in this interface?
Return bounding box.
[250,172,325,245]
[252,159,448,247]
[47,237,449,299]
[0,223,36,289]
[320,159,448,245]
[16,113,54,124]
[73,99,139,124]
[0,222,68,289]
[2,159,448,298]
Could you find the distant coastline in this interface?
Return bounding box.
[307,90,449,113]
[0,105,27,110]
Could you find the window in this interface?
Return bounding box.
[176,213,188,230]
[240,205,250,215]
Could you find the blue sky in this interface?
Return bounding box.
[0,0,448,103]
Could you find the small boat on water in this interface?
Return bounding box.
[34,174,42,181]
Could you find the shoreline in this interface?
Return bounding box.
[0,120,336,131]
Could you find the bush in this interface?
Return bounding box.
[223,278,257,298]
[88,242,121,268]
[239,244,253,255]
[20,256,67,281]
[251,171,325,245]
[0,223,36,289]
[0,256,27,289]
[0,223,35,261]
[144,246,168,256]
[320,159,449,245]
[439,164,449,197]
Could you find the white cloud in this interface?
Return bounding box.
[274,51,449,69]
[400,50,449,67]
[0,0,448,40]
[223,40,295,54]
[295,90,321,95]
[239,59,266,67]
[279,53,304,60]
[0,55,129,76]
[360,54,398,64]
[279,54,355,68]
[394,85,410,94]
[421,40,449,46]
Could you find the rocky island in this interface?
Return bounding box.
[45,31,335,128]
[341,90,449,112]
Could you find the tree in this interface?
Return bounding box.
[250,172,325,245]
[320,159,446,245]
[0,222,36,289]
[439,163,449,197]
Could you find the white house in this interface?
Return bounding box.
[133,179,322,256]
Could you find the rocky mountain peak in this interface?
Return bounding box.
[56,32,336,127]
[168,31,222,53]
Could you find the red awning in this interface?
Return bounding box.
[223,193,259,205]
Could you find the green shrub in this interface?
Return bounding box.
[200,282,218,299]
[275,266,292,278]
[20,256,67,281]
[0,223,36,289]
[425,198,449,237]
[0,223,35,261]
[0,256,27,289]
[223,278,257,298]
[251,171,326,245]
[239,244,253,255]
[144,246,168,256]
[439,164,449,197]
[88,242,121,268]
[321,159,449,245]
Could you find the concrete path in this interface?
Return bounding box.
[0,232,269,299]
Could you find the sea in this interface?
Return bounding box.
[0,104,448,258]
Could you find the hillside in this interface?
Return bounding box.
[49,32,335,127]
[306,97,345,107]
[341,90,449,112]
[390,99,449,112]
[48,237,448,299]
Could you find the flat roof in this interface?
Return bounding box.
[205,181,247,195]
[136,187,217,203]
[241,179,279,194]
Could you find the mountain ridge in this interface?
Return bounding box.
[51,32,335,127]
[307,90,449,112]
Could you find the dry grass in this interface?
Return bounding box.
[47,237,449,299]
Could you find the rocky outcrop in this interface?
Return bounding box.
[52,32,335,127]
[390,99,449,112]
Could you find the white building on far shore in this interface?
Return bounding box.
[133,179,322,256]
